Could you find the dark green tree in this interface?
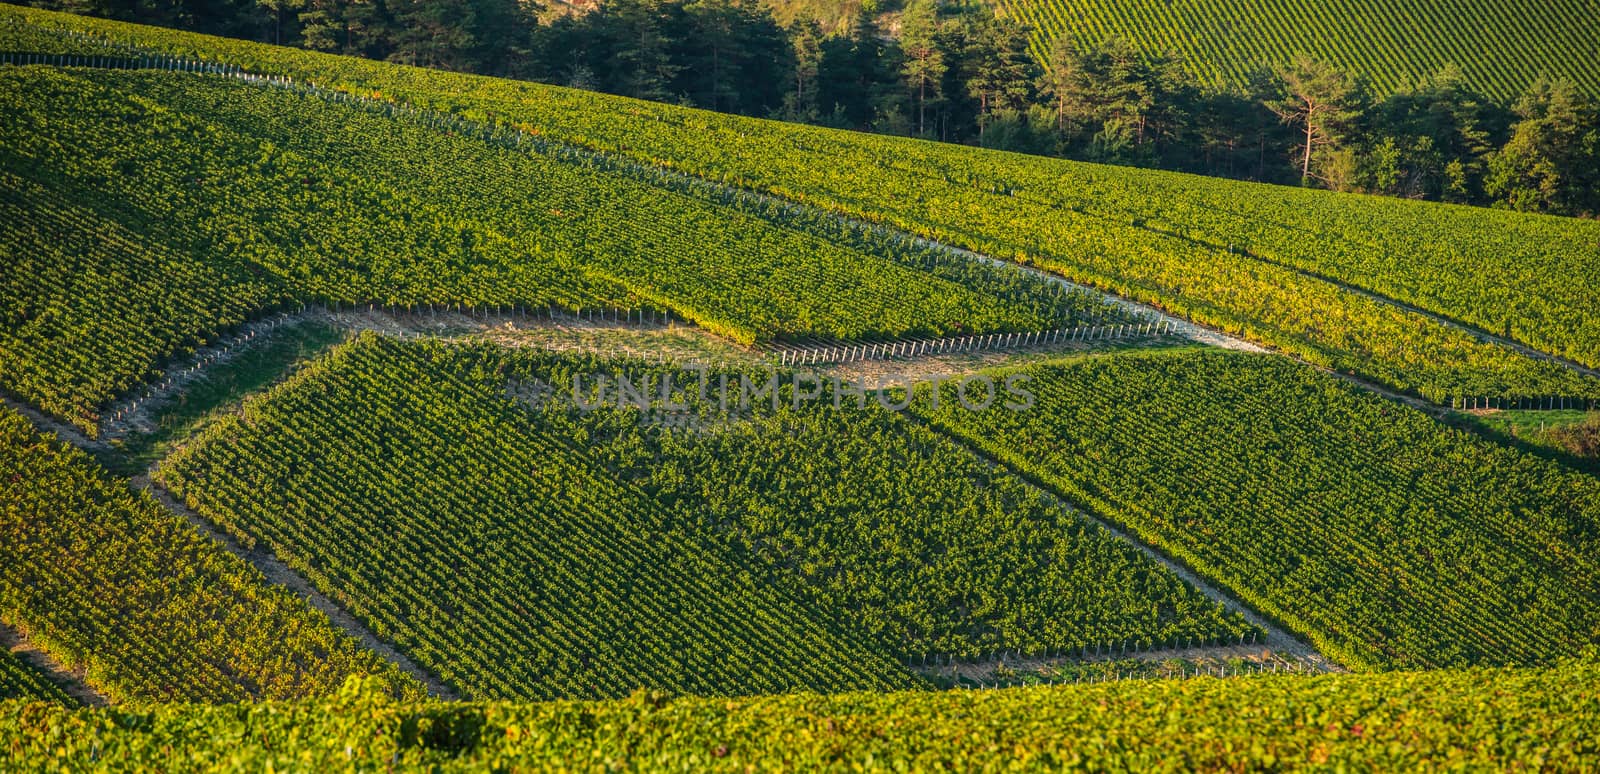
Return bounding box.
[898,0,944,136]
[1485,78,1600,215]
[963,16,1035,139]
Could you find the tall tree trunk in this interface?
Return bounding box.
[1301,115,1315,180]
[918,76,926,135]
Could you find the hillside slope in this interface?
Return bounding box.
[0,62,1118,433]
[156,335,1255,699]
[5,4,1597,405]
[0,407,422,704]
[916,349,1600,671]
[994,0,1600,100]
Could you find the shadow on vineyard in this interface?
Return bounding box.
[98,321,345,476]
[151,334,1261,699]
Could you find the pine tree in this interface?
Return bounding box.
[1267,56,1364,185]
[899,0,944,136]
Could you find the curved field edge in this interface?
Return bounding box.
[3,663,1599,771]
[0,60,1116,433]
[5,4,1597,398]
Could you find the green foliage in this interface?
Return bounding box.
[1485,78,1600,216]
[557,362,1256,659]
[0,60,1109,433]
[0,169,280,433]
[915,350,1600,671]
[0,15,122,55]
[157,335,925,700]
[993,0,1600,103]
[9,5,1593,401]
[0,649,72,705]
[4,663,1600,770]
[104,319,347,476]
[157,334,1253,698]
[0,407,423,704]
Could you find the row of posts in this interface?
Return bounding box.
[952,656,1310,691]
[102,312,298,429]
[910,630,1257,669]
[308,301,673,327]
[1451,395,1597,411]
[775,319,1177,366]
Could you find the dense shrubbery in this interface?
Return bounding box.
[916,350,1600,671]
[0,62,1106,432]
[158,336,923,700]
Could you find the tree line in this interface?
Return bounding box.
[30,0,1600,215]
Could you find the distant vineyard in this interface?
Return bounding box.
[994,0,1600,101]
[0,63,1119,433]
[0,649,70,704]
[0,408,422,704]
[916,350,1600,671]
[5,662,1600,770]
[157,335,1256,699]
[6,6,1594,404]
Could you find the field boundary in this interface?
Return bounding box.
[896,408,1338,671]
[0,396,458,701]
[0,621,106,706]
[132,473,460,700]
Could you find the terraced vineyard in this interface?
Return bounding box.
[0,408,421,704]
[6,5,1596,405]
[916,350,1600,671]
[1,63,1119,433]
[6,662,1600,770]
[157,335,1256,699]
[993,0,1600,101]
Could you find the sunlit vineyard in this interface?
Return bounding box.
[994,0,1600,101]
[3,3,1599,765]
[158,336,921,700]
[7,5,1595,403]
[0,649,70,704]
[916,350,1600,671]
[0,61,1123,433]
[157,335,1256,698]
[0,408,422,704]
[6,663,1600,770]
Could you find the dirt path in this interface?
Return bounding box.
[131,473,459,700]
[1,395,104,451]
[0,621,107,706]
[98,312,302,440]
[95,307,690,442]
